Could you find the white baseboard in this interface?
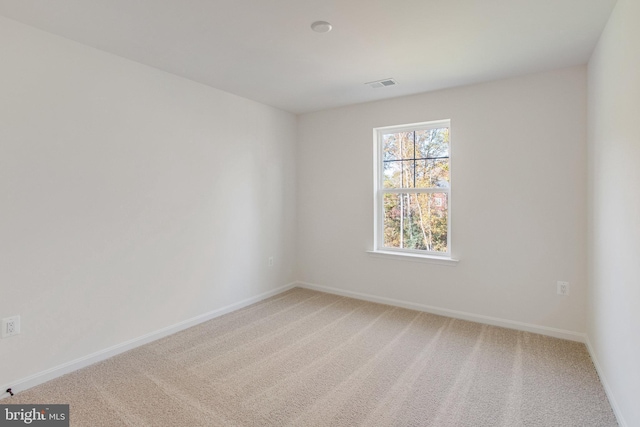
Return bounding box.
[584,335,628,427]
[296,281,586,342]
[1,282,297,400]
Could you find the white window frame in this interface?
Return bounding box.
[372,119,455,262]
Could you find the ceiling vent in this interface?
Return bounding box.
[365,78,398,88]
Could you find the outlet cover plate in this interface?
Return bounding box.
[2,315,21,338]
[557,281,570,296]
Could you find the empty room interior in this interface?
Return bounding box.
[0,0,638,426]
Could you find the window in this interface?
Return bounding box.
[374,120,451,257]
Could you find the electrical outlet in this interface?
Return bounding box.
[557,281,570,296]
[268,256,274,267]
[2,315,21,338]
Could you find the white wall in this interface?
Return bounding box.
[587,0,640,425]
[297,66,588,334]
[0,16,297,387]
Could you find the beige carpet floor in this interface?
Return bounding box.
[8,288,617,426]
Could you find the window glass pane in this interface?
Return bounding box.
[416,128,449,159]
[415,159,449,188]
[383,193,402,248]
[383,160,401,188]
[383,160,414,188]
[384,131,415,161]
[403,160,415,188]
[399,131,415,160]
[383,192,448,252]
[383,133,401,161]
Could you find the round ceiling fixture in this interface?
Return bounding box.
[311,21,332,33]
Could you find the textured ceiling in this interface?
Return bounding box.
[0,0,617,113]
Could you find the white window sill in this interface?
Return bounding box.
[367,250,459,266]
